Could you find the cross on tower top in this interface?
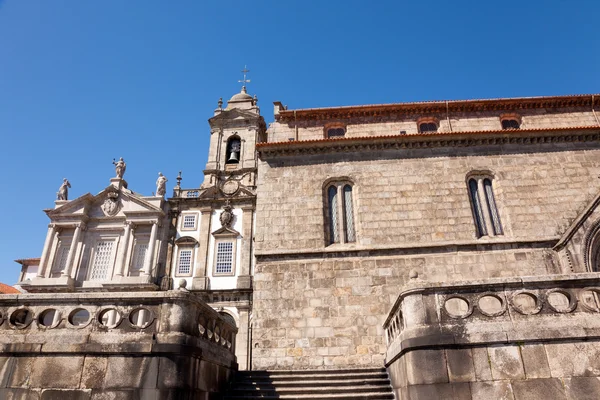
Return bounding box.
[238,65,250,93]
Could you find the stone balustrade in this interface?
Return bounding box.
[0,290,237,399]
[384,273,600,399]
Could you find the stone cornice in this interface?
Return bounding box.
[257,126,600,158]
[276,93,600,122]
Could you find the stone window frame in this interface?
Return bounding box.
[323,178,357,246]
[180,213,198,231]
[466,171,504,239]
[417,117,439,134]
[324,123,346,139]
[500,113,522,130]
[212,235,237,277]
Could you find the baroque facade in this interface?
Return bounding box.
[5,89,600,399]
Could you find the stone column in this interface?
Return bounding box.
[37,224,57,278]
[192,207,213,290]
[61,222,85,277]
[143,221,158,276]
[477,178,494,236]
[237,207,254,289]
[114,222,133,277]
[45,229,61,278]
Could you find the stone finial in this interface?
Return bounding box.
[57,178,71,201]
[178,279,188,291]
[112,157,126,179]
[218,98,223,109]
[175,171,182,189]
[156,172,167,197]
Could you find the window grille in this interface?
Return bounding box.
[343,185,355,243]
[178,250,192,275]
[52,244,70,275]
[469,179,487,237]
[215,242,234,274]
[484,179,503,235]
[183,215,196,229]
[468,176,503,238]
[89,241,114,281]
[131,243,148,273]
[328,186,339,244]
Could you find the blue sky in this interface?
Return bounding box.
[0,0,598,284]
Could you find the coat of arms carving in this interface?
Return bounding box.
[101,192,121,217]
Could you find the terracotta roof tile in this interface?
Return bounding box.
[0,283,20,294]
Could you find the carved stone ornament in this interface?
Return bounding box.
[101,191,121,217]
[221,179,240,196]
[219,204,234,228]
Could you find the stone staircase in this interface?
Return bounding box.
[222,367,394,399]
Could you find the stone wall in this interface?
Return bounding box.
[252,138,600,369]
[384,274,600,399]
[0,291,237,399]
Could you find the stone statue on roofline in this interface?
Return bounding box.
[156,172,167,197]
[57,178,71,201]
[112,157,126,179]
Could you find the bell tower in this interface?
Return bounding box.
[168,70,265,370]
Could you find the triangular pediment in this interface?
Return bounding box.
[47,185,164,220]
[212,226,241,237]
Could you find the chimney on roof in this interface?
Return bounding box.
[273,101,286,116]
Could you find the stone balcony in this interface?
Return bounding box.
[383,273,600,399]
[0,290,237,399]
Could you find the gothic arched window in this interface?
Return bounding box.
[468,174,503,238]
[225,136,241,164]
[326,182,356,245]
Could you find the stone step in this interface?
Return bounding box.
[224,394,394,400]
[233,378,391,388]
[223,368,394,400]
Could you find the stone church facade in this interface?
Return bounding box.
[4,89,600,399]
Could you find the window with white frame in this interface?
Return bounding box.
[215,241,234,274]
[182,214,197,230]
[177,249,193,275]
[89,241,115,281]
[468,174,503,238]
[326,182,356,245]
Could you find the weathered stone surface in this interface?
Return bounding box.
[470,381,515,400]
[446,348,476,382]
[521,344,551,379]
[488,345,525,380]
[472,347,493,381]
[405,349,449,385]
[511,378,567,400]
[545,342,600,377]
[40,389,92,400]
[81,357,109,389]
[103,357,159,389]
[564,377,600,400]
[30,356,85,389]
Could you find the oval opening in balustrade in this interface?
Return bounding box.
[546,290,575,313]
[444,297,471,318]
[478,294,505,317]
[214,325,221,343]
[579,289,600,312]
[129,308,153,329]
[69,308,90,327]
[511,292,541,315]
[39,309,60,328]
[10,309,33,329]
[99,309,121,328]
